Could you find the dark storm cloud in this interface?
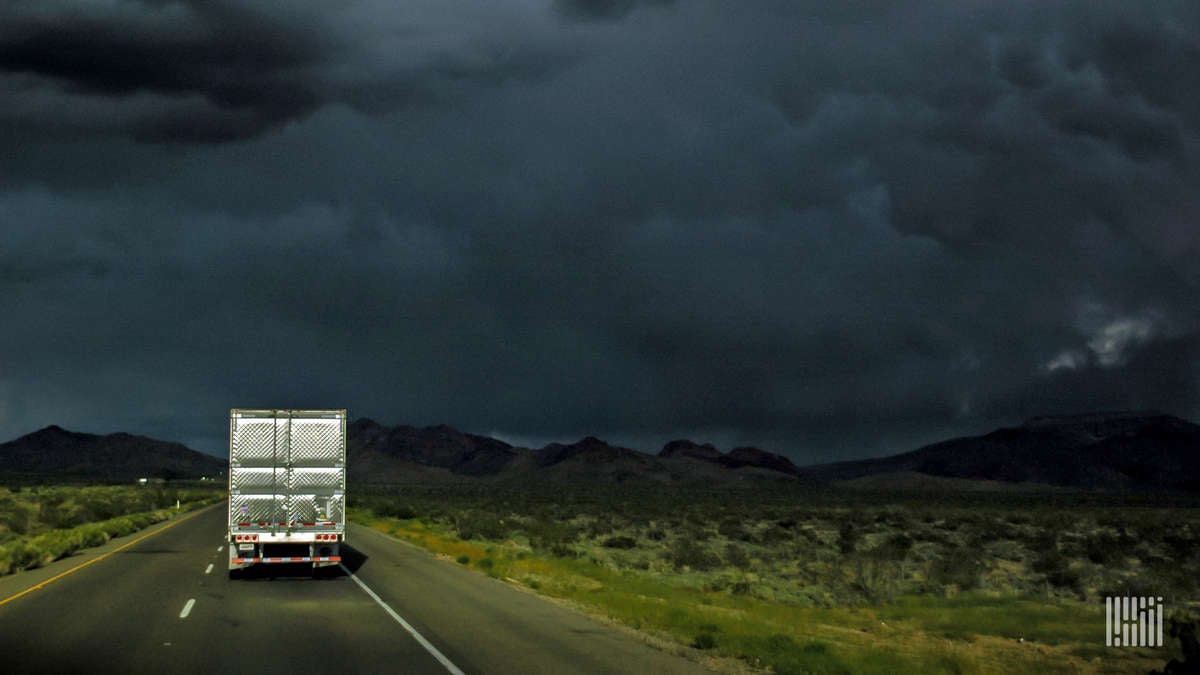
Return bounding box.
[0,0,570,142]
[1,2,1198,460]
[553,0,674,22]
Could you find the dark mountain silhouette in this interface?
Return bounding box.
[536,436,651,467]
[345,421,806,484]
[803,411,1200,491]
[658,439,722,462]
[529,436,673,483]
[719,446,804,476]
[657,440,803,476]
[348,418,526,479]
[5,420,807,487]
[0,425,225,481]
[22,411,1188,491]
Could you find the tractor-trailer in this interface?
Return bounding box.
[227,409,346,577]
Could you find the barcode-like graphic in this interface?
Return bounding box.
[1105,596,1163,647]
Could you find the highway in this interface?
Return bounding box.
[0,505,707,674]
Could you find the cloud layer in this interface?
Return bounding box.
[2,1,1197,459]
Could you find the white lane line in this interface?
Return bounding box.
[339,564,465,675]
[204,563,214,575]
[179,598,196,619]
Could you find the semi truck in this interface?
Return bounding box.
[227,409,346,577]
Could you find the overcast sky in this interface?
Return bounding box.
[2,1,1197,461]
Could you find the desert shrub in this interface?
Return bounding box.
[525,518,578,552]
[79,524,110,548]
[456,555,470,565]
[871,533,913,560]
[837,521,860,555]
[1163,531,1197,559]
[1025,530,1057,552]
[666,538,720,571]
[1082,532,1122,565]
[928,546,983,591]
[0,500,36,536]
[3,540,44,571]
[585,517,615,538]
[758,524,793,545]
[847,558,900,604]
[685,524,714,542]
[549,543,577,558]
[602,535,638,549]
[378,501,419,519]
[1151,611,1200,675]
[967,518,1014,545]
[724,543,750,568]
[755,635,844,675]
[1031,548,1084,595]
[718,518,747,539]
[454,510,508,541]
[692,632,717,650]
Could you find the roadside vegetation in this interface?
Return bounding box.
[0,484,222,575]
[352,485,1199,674]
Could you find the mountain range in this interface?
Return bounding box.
[347,419,805,486]
[0,425,225,481]
[3,411,1198,491]
[803,411,1200,492]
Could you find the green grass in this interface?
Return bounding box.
[877,594,1099,645]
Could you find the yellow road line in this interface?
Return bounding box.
[0,504,218,609]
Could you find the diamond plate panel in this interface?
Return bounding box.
[288,495,319,523]
[327,494,344,523]
[230,467,279,491]
[290,468,344,491]
[230,495,282,523]
[288,419,344,465]
[231,419,290,464]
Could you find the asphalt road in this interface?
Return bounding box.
[0,505,707,674]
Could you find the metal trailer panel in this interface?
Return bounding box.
[228,410,346,533]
